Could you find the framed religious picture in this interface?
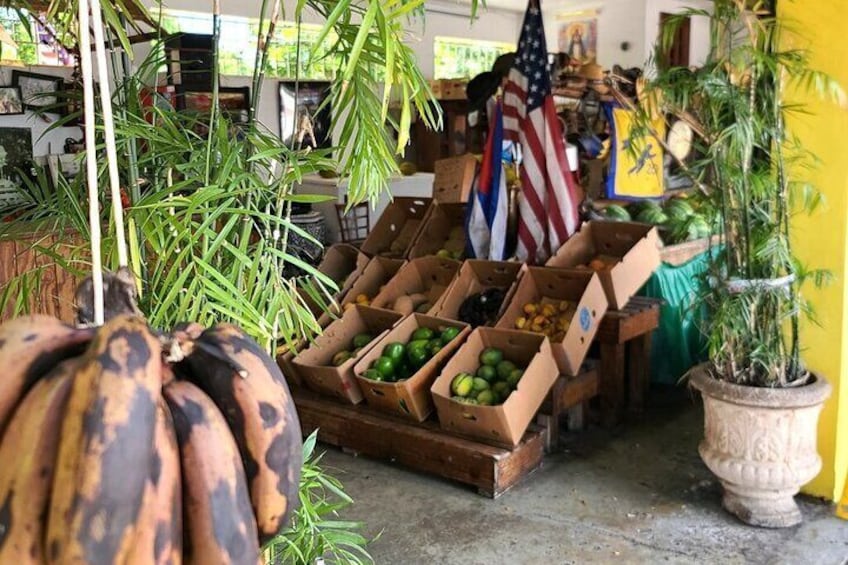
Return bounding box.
[0,87,24,115]
[278,81,332,150]
[558,18,598,64]
[177,86,250,123]
[11,70,63,111]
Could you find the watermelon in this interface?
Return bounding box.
[663,198,695,221]
[627,200,661,219]
[602,204,632,222]
[636,207,668,225]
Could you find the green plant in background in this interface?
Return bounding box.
[643,0,842,387]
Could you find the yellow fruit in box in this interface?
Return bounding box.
[355,293,370,304]
[541,303,556,318]
[523,303,538,315]
[558,317,571,331]
[530,323,544,333]
[514,316,527,330]
[558,300,570,313]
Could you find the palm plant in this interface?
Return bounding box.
[0,0,482,560]
[646,0,841,387]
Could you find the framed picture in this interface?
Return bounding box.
[558,18,598,64]
[0,87,24,115]
[11,70,63,111]
[278,81,332,150]
[177,86,250,123]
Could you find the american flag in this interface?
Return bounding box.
[503,0,581,264]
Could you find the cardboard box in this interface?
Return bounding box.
[433,155,476,203]
[433,260,522,325]
[319,256,406,326]
[545,221,661,310]
[431,328,558,447]
[407,202,467,259]
[293,306,404,404]
[496,267,608,376]
[371,256,461,315]
[361,197,432,258]
[339,256,405,307]
[317,243,370,298]
[428,79,468,100]
[353,314,471,421]
[276,340,306,388]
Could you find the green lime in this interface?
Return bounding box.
[411,327,435,341]
[373,356,396,380]
[480,347,504,367]
[352,333,374,349]
[492,381,511,402]
[428,338,443,357]
[408,339,429,351]
[331,350,352,367]
[506,368,524,388]
[476,365,497,382]
[362,369,384,382]
[440,326,461,345]
[382,342,406,367]
[407,346,429,368]
[476,389,495,406]
[451,372,474,397]
[472,377,490,393]
[396,362,413,381]
[496,360,518,380]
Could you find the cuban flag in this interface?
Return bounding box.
[466,99,509,261]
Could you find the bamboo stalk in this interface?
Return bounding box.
[90,0,129,268]
[78,0,104,325]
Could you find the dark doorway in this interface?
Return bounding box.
[659,13,691,69]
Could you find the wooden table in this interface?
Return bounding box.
[596,296,661,426]
[537,362,599,451]
[292,387,545,498]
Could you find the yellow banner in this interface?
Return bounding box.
[607,106,665,199]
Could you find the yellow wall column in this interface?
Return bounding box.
[782,0,848,501]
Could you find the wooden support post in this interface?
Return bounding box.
[600,342,626,427]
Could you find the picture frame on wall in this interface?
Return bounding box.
[278,81,332,150]
[11,70,63,111]
[177,86,250,123]
[0,87,24,115]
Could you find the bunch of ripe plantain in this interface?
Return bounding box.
[0,313,302,565]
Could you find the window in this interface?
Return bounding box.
[157,9,336,80]
[433,36,513,80]
[0,8,74,67]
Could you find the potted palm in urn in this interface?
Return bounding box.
[645,0,841,527]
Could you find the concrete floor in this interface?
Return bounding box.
[319,388,847,564]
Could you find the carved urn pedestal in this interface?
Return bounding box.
[689,365,831,528]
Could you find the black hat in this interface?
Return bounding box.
[466,71,501,110]
[491,52,516,78]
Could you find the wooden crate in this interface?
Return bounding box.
[292,387,545,497]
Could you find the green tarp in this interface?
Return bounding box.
[639,249,714,385]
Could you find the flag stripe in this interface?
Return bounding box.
[502,0,580,264]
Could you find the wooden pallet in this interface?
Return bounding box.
[292,387,545,498]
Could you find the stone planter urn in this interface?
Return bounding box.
[689,364,831,528]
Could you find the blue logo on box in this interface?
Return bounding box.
[579,307,591,331]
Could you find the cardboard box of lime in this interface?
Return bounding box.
[431,327,559,447]
[353,313,471,421]
[293,305,403,404]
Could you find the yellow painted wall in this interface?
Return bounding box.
[781,0,848,501]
